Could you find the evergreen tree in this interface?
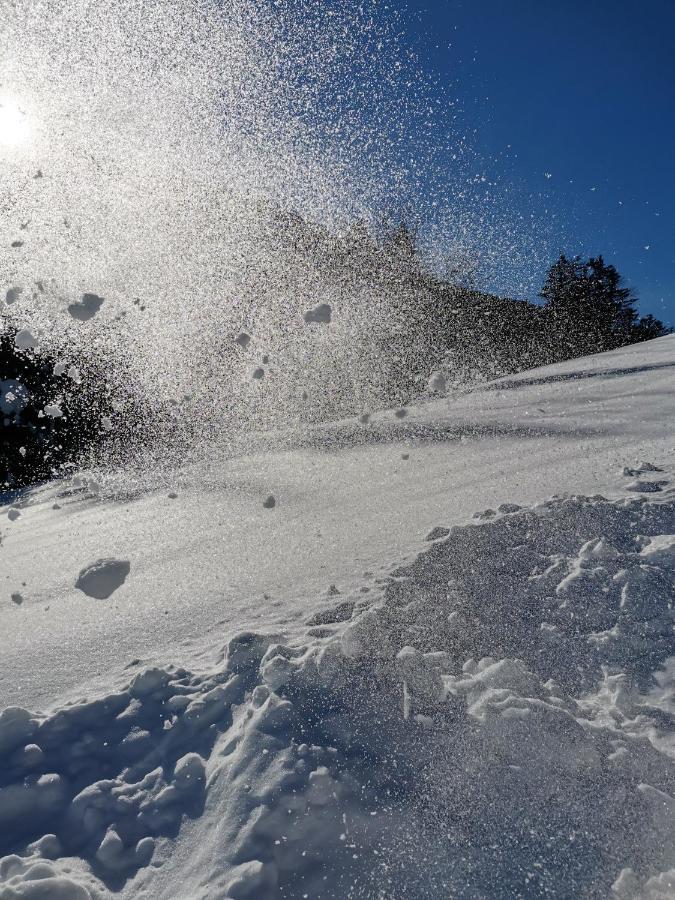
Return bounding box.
[540,254,670,359]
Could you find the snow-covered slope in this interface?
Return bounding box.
[1,336,674,899]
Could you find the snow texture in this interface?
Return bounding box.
[1,493,674,899]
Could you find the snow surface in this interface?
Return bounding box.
[0,335,674,898]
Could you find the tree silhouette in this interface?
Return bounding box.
[540,254,670,359]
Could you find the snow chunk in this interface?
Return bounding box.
[427,370,447,393]
[75,558,130,599]
[67,293,104,321]
[7,508,21,521]
[235,332,251,348]
[14,329,38,350]
[303,302,332,324]
[4,286,23,305]
[42,403,63,419]
[262,494,276,509]
[173,753,206,791]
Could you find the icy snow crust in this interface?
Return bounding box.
[1,493,674,899]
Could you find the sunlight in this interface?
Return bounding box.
[0,97,31,147]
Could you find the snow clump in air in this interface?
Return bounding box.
[13,329,38,350]
[67,293,104,321]
[303,303,332,324]
[427,370,447,393]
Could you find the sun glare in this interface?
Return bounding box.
[0,97,31,147]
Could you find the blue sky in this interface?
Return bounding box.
[397,0,674,323]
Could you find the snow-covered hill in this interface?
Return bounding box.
[1,335,674,899]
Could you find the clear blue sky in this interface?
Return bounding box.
[397,0,674,324]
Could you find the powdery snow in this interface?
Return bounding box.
[0,494,673,898]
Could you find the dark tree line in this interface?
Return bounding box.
[538,254,667,361]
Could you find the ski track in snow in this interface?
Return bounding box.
[0,337,674,898]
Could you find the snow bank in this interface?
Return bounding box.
[0,495,673,898]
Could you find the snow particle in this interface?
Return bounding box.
[262,494,276,509]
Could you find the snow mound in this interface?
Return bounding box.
[74,559,130,600]
[1,495,674,898]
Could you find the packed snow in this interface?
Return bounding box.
[74,559,131,600]
[0,336,674,898]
